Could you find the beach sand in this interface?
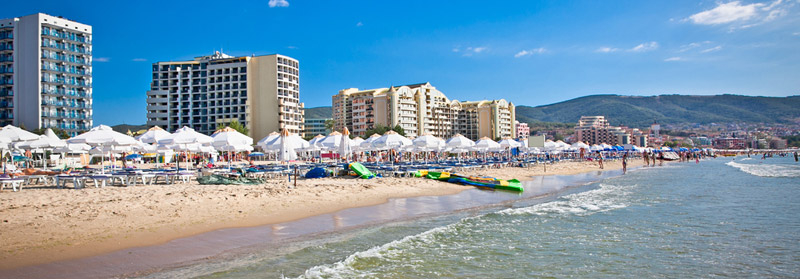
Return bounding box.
[0,158,644,269]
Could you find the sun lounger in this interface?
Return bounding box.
[0,177,25,191]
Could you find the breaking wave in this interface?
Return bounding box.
[726,161,800,178]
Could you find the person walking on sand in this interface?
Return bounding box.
[597,151,604,169]
[622,153,628,174]
[643,151,650,167]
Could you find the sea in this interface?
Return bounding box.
[132,155,799,278]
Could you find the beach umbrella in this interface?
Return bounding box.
[17,129,66,150]
[544,140,558,151]
[260,132,309,152]
[339,127,352,161]
[413,134,445,151]
[571,141,590,150]
[248,152,265,157]
[136,126,171,144]
[307,134,326,148]
[54,143,91,154]
[212,127,254,152]
[0,125,39,142]
[474,137,501,150]
[157,126,213,171]
[319,131,343,151]
[360,134,381,151]
[68,125,139,173]
[350,137,365,151]
[372,130,412,150]
[499,138,522,148]
[125,153,143,160]
[278,128,297,162]
[446,134,475,149]
[257,132,281,149]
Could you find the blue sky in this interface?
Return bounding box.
[4,0,799,125]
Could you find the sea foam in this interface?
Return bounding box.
[499,183,630,216]
[726,161,800,178]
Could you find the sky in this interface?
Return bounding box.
[4,0,800,125]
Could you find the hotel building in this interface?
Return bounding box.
[0,13,93,136]
[332,82,515,140]
[515,120,530,139]
[146,52,304,141]
[574,116,647,146]
[304,118,331,137]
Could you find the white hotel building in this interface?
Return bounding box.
[0,13,93,135]
[146,52,304,141]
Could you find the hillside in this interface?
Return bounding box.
[516,94,800,127]
[111,124,149,134]
[305,106,332,119]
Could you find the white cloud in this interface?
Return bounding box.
[94,57,110,62]
[793,32,800,36]
[132,58,147,62]
[287,46,297,49]
[679,41,712,52]
[630,41,659,52]
[514,47,547,58]
[356,22,363,27]
[459,46,488,56]
[664,57,683,62]
[268,0,289,8]
[595,47,619,53]
[700,45,723,53]
[687,0,788,27]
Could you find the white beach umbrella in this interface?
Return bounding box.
[339,127,352,160]
[212,127,254,151]
[446,134,475,149]
[498,138,522,148]
[372,131,412,150]
[136,126,172,144]
[413,134,445,151]
[571,141,590,150]
[257,132,281,149]
[17,129,66,150]
[590,144,603,151]
[319,131,343,151]
[473,137,501,151]
[68,125,138,147]
[0,125,39,142]
[360,134,381,151]
[54,143,91,154]
[278,128,298,162]
[307,134,326,147]
[544,140,558,151]
[350,137,365,151]
[260,132,309,151]
[158,126,212,145]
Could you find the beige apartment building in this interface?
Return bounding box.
[332,82,514,140]
[146,52,304,141]
[575,115,647,146]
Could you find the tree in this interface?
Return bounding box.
[324,119,335,133]
[32,127,69,139]
[363,124,406,137]
[217,119,249,135]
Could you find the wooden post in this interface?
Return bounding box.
[294,165,298,188]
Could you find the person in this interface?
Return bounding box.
[643,151,650,167]
[794,151,798,162]
[622,153,628,174]
[597,151,604,169]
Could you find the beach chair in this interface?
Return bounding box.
[0,177,25,191]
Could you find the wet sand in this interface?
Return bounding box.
[0,159,643,277]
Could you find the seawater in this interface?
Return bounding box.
[146,156,800,278]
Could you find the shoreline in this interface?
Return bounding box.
[0,159,644,272]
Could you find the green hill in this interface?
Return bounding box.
[305,106,332,119]
[111,124,149,134]
[516,94,800,127]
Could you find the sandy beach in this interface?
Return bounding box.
[0,158,644,270]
